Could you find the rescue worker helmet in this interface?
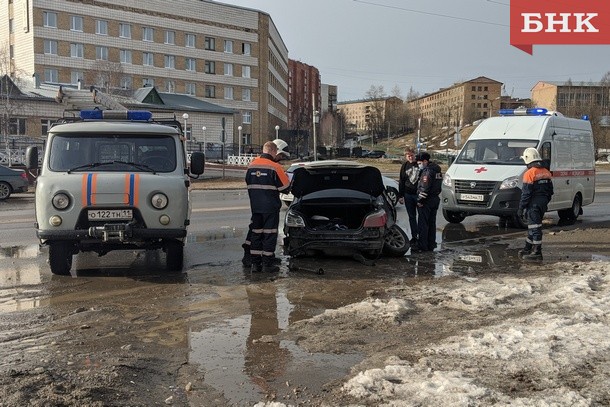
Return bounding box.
[272,138,290,158]
[521,147,542,164]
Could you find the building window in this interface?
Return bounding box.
[143,78,154,87]
[96,46,109,60]
[165,30,175,45]
[242,42,251,55]
[224,63,233,76]
[44,68,58,83]
[70,43,84,58]
[224,86,233,100]
[224,40,233,53]
[185,33,196,48]
[242,111,252,124]
[242,65,251,78]
[9,45,13,59]
[41,119,53,136]
[204,60,215,74]
[121,76,132,90]
[9,18,13,34]
[165,80,175,93]
[185,58,196,71]
[43,11,57,28]
[205,85,215,98]
[143,52,154,66]
[164,55,175,69]
[242,88,251,101]
[119,23,131,38]
[484,86,488,91]
[185,83,196,95]
[9,118,26,135]
[120,49,132,64]
[143,27,154,42]
[96,20,108,35]
[71,15,83,32]
[70,71,83,85]
[44,39,58,55]
[204,36,215,51]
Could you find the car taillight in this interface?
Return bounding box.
[363,210,387,227]
[20,172,28,181]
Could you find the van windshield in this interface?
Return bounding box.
[455,139,538,165]
[49,134,177,172]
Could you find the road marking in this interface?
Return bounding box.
[192,206,250,213]
[0,218,34,224]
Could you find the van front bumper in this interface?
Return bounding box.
[441,187,522,217]
[37,227,186,241]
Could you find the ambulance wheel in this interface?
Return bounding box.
[558,194,582,222]
[511,214,527,229]
[442,209,466,223]
[166,240,184,272]
[49,242,73,276]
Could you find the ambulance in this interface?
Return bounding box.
[441,107,595,227]
[26,110,204,275]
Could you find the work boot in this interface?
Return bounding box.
[518,242,533,257]
[522,245,543,261]
[250,257,262,273]
[262,257,280,273]
[241,244,252,267]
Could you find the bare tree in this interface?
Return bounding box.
[85,60,124,95]
[0,45,27,156]
[365,85,386,143]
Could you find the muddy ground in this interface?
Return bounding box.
[0,222,609,406]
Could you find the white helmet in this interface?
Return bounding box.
[272,138,290,157]
[521,147,541,164]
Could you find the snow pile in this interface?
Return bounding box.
[308,298,412,325]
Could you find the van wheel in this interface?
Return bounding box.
[383,225,409,257]
[166,241,184,271]
[510,214,528,229]
[442,209,466,223]
[49,242,74,275]
[558,194,582,221]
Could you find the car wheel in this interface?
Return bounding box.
[166,240,184,272]
[558,194,582,222]
[385,187,399,207]
[48,242,74,275]
[383,224,409,257]
[442,209,466,223]
[0,181,12,200]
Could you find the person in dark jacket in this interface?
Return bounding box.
[412,152,443,252]
[518,147,554,261]
[245,141,290,272]
[398,147,420,246]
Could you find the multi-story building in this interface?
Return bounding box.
[531,81,610,118]
[407,76,502,126]
[320,83,337,114]
[0,0,289,147]
[337,96,403,135]
[287,59,320,131]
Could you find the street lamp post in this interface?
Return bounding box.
[275,125,280,139]
[313,110,319,161]
[182,113,189,138]
[237,126,242,155]
[201,126,206,153]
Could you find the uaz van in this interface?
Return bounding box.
[441,107,595,227]
[27,110,204,275]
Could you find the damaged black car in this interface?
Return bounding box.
[283,161,409,260]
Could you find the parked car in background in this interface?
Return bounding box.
[283,160,409,260]
[280,161,400,207]
[364,150,387,159]
[0,164,29,200]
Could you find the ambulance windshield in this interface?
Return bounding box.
[455,139,538,165]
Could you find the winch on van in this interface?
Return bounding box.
[441,107,595,227]
[26,110,205,275]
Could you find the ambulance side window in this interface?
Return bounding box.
[541,142,551,170]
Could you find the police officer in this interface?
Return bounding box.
[245,140,290,272]
[518,147,554,261]
[412,152,443,252]
[398,147,420,246]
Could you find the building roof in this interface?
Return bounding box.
[534,80,605,87]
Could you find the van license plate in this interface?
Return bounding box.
[459,255,483,263]
[88,209,133,220]
[460,193,484,201]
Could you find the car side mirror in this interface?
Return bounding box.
[189,152,205,175]
[26,146,39,170]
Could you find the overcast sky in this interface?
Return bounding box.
[219,0,610,102]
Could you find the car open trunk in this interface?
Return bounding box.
[293,190,377,230]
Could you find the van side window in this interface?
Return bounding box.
[541,142,551,170]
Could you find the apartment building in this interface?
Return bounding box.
[407,76,502,126]
[287,59,320,131]
[0,0,289,147]
[337,96,403,134]
[531,81,610,117]
[320,83,337,114]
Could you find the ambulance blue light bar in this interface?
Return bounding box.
[498,107,548,116]
[79,110,153,121]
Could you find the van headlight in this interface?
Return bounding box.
[151,193,168,209]
[442,173,452,187]
[52,193,70,210]
[285,210,305,227]
[499,176,520,190]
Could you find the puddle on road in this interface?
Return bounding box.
[0,245,48,312]
[186,227,247,243]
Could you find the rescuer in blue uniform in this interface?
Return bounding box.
[518,147,554,261]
